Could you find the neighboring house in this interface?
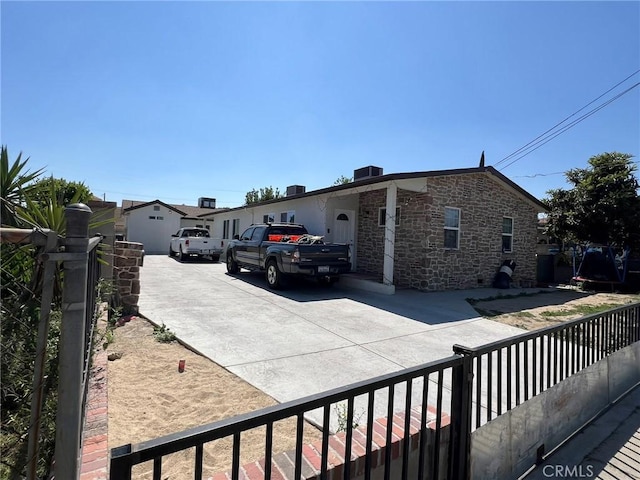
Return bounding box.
[208,165,548,292]
[119,197,226,254]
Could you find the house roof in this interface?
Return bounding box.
[120,199,228,219]
[216,166,549,213]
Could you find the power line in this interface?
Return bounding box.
[499,82,639,171]
[494,69,640,170]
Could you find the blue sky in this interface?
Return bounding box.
[2,1,639,208]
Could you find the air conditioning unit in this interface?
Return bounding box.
[286,185,306,196]
[354,166,383,181]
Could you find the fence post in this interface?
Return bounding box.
[449,347,474,480]
[54,203,92,480]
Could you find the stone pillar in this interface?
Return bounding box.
[114,241,144,315]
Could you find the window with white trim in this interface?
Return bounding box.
[223,220,230,239]
[280,210,295,223]
[444,207,460,249]
[262,213,275,223]
[153,205,160,211]
[378,207,400,227]
[232,218,240,236]
[502,217,514,253]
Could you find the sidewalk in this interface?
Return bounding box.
[525,384,640,480]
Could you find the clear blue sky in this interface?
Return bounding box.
[2,1,639,208]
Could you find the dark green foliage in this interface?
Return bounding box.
[30,177,92,207]
[544,152,640,249]
[244,185,283,205]
[1,146,45,227]
[332,175,353,185]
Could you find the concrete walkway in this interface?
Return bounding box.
[526,384,640,480]
[137,256,545,428]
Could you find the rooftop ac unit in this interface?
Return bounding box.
[354,166,383,181]
[286,185,306,196]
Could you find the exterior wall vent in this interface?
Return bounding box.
[286,185,306,196]
[198,197,216,208]
[354,166,383,181]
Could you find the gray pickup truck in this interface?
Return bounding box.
[225,223,351,289]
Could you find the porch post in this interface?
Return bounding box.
[382,183,397,285]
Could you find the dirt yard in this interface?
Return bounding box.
[106,318,322,479]
[468,288,640,330]
[106,288,640,479]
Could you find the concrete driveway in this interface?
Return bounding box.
[138,255,540,428]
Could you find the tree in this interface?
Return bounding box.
[30,177,93,207]
[544,152,640,249]
[244,186,283,205]
[333,175,353,185]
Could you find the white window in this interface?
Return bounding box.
[156,216,164,220]
[502,217,514,253]
[232,218,240,236]
[223,220,230,239]
[378,207,400,227]
[444,207,460,249]
[263,213,275,223]
[280,211,295,223]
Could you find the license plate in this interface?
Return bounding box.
[318,266,330,273]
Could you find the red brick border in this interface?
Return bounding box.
[80,343,109,480]
[206,405,450,480]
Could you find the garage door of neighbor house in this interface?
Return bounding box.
[334,209,355,271]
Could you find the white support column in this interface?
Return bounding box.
[382,183,397,286]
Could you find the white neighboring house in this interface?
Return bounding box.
[121,198,225,254]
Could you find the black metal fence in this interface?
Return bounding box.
[109,302,640,480]
[111,355,469,480]
[454,302,640,431]
[1,204,105,480]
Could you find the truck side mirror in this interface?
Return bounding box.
[233,234,240,240]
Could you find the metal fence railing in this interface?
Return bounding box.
[0,204,104,480]
[110,354,470,480]
[109,301,640,480]
[454,302,640,431]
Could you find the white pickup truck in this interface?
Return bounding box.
[169,227,224,262]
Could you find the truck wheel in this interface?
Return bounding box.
[266,259,282,289]
[179,246,187,261]
[211,255,220,263]
[226,254,239,273]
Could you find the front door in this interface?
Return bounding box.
[334,209,355,271]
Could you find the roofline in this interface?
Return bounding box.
[216,166,549,213]
[122,199,187,216]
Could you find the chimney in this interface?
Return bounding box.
[198,197,216,208]
[286,185,306,196]
[353,166,383,181]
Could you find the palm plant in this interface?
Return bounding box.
[1,146,44,228]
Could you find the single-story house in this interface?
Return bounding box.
[207,165,548,292]
[119,197,227,254]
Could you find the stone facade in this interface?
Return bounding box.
[356,172,540,291]
[113,241,143,314]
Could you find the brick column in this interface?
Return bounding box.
[113,241,143,315]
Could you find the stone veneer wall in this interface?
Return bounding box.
[113,241,143,314]
[356,173,539,291]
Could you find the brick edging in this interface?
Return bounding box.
[208,405,451,480]
[80,344,109,479]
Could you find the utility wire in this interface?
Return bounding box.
[494,69,640,169]
[499,83,639,171]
